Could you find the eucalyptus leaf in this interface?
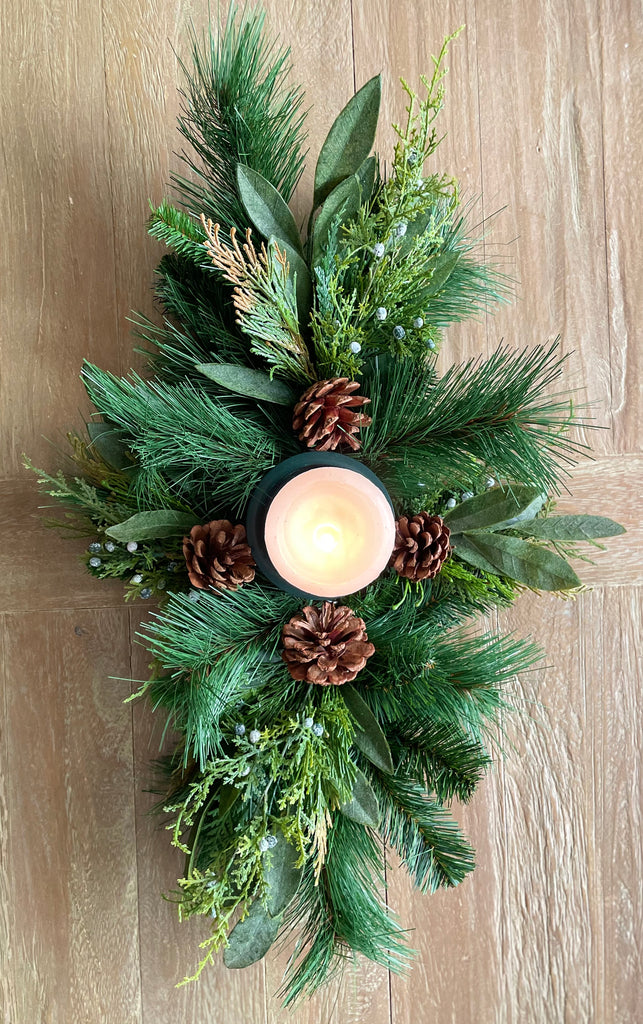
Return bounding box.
[513,515,626,541]
[105,510,196,542]
[450,535,501,576]
[312,175,361,264]
[454,532,581,591]
[343,685,394,774]
[86,422,133,472]
[339,769,380,827]
[263,832,302,918]
[424,252,461,296]
[195,363,295,406]
[313,74,381,208]
[236,164,304,256]
[399,210,432,253]
[444,486,546,534]
[223,900,280,969]
[355,154,377,201]
[268,235,312,328]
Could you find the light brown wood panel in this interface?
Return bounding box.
[475,0,612,454]
[100,0,191,372]
[598,0,643,453]
[0,0,122,474]
[584,587,643,1024]
[0,608,140,1023]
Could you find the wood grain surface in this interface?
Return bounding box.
[1,1,641,1021]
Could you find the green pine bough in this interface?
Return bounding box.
[29,4,624,1005]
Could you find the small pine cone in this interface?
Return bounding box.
[390,513,451,581]
[293,377,372,452]
[183,520,255,591]
[282,602,375,686]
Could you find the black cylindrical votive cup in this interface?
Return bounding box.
[245,451,394,600]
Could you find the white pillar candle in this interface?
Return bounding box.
[263,466,395,598]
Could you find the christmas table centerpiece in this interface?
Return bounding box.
[29,5,623,1004]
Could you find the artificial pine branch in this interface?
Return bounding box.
[390,720,492,803]
[373,771,475,891]
[173,4,307,227]
[139,586,300,762]
[361,341,587,495]
[281,815,410,1005]
[148,201,208,264]
[81,364,286,514]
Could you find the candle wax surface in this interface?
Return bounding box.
[264,466,395,598]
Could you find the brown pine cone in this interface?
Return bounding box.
[390,513,451,581]
[282,602,375,686]
[292,377,372,452]
[183,520,255,591]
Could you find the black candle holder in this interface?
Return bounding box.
[245,451,394,600]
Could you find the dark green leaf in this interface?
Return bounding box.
[268,236,312,328]
[425,253,461,296]
[513,515,626,541]
[343,685,394,774]
[236,164,304,256]
[339,768,380,827]
[444,486,546,534]
[355,155,377,201]
[450,535,501,576]
[312,175,361,264]
[223,900,280,969]
[86,422,133,472]
[263,832,302,918]
[195,363,295,406]
[105,510,196,542]
[454,532,581,591]
[313,74,381,208]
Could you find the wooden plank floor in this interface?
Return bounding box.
[1,1,641,1021]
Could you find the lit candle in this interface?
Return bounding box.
[246,453,396,599]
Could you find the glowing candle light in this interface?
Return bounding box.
[246,453,396,599]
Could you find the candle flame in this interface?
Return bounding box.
[313,524,340,554]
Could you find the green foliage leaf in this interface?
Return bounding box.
[313,74,381,208]
[195,362,295,405]
[355,155,377,201]
[269,235,312,327]
[263,832,302,918]
[223,900,280,969]
[312,175,361,263]
[513,515,626,541]
[105,510,196,542]
[454,532,581,591]
[343,685,394,774]
[444,486,546,534]
[237,164,304,256]
[339,768,380,827]
[425,252,461,295]
[86,422,133,472]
